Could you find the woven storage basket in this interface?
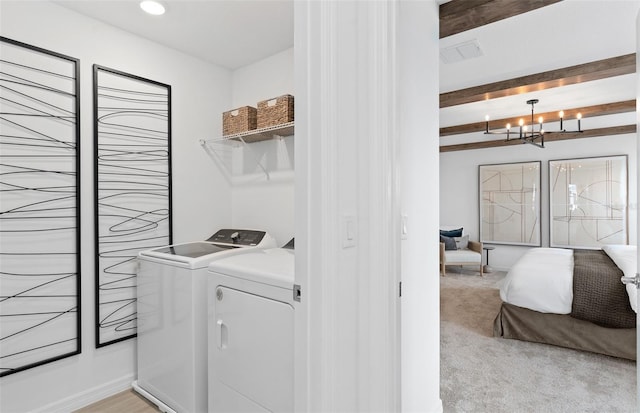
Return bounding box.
[257,94,294,129]
[222,106,257,135]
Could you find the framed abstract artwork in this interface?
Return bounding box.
[94,65,172,347]
[479,161,541,246]
[0,37,80,376]
[549,155,628,248]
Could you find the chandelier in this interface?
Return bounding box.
[484,99,582,148]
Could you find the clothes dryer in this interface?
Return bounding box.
[133,229,276,413]
[207,242,295,413]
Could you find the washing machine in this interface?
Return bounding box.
[207,239,296,413]
[133,229,276,413]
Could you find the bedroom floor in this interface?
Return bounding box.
[440,267,637,413]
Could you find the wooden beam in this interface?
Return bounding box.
[440,124,636,152]
[440,0,563,38]
[440,100,636,136]
[440,54,636,108]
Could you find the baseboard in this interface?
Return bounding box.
[429,398,444,413]
[31,374,135,413]
[132,381,178,413]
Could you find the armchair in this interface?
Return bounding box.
[439,228,483,276]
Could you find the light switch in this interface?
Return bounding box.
[342,215,356,248]
[401,214,408,240]
[347,220,355,240]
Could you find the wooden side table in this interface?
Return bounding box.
[483,245,495,273]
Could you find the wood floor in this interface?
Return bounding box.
[73,389,159,413]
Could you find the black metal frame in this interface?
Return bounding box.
[0,36,81,377]
[484,99,583,148]
[93,65,172,348]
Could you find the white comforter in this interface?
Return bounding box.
[499,248,574,314]
[499,246,637,314]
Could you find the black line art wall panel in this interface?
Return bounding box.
[0,37,80,377]
[94,65,172,347]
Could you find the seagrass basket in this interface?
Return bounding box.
[257,94,294,129]
[222,106,257,135]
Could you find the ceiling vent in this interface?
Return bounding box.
[440,39,483,64]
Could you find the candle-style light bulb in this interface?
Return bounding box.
[559,110,564,131]
[538,116,543,134]
[506,123,511,130]
[577,113,582,131]
[518,119,524,138]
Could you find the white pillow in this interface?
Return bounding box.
[602,245,638,313]
[454,234,469,250]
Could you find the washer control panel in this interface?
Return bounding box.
[206,229,267,246]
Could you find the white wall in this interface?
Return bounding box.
[295,0,441,411]
[399,1,442,412]
[231,47,293,109]
[229,48,295,246]
[440,133,638,271]
[0,2,233,411]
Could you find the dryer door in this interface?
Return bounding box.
[212,286,294,412]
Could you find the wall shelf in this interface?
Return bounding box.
[199,121,294,146]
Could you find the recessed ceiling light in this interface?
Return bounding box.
[140,0,165,16]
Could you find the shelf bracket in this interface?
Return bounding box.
[199,122,294,181]
[200,137,270,180]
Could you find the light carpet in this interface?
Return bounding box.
[440,268,637,413]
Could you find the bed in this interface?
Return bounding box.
[493,246,637,360]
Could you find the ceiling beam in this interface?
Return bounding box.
[440,100,636,136]
[440,0,563,38]
[440,124,636,152]
[440,54,636,108]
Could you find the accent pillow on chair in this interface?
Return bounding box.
[454,234,469,250]
[440,235,457,250]
[440,228,463,238]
